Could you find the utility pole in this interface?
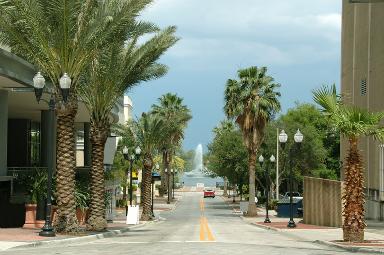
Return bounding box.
[276,128,279,200]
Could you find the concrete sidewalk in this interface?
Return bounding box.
[0,194,181,251]
[239,204,384,254]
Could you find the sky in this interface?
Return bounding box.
[128,0,342,151]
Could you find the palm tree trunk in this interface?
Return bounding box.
[54,104,79,233]
[223,177,228,196]
[141,155,153,221]
[247,152,258,216]
[86,124,108,231]
[343,137,365,242]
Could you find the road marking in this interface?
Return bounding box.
[200,217,205,241]
[199,199,215,242]
[158,241,183,243]
[185,241,216,243]
[203,217,215,241]
[97,241,150,244]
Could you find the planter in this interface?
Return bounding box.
[23,204,45,229]
[51,207,88,226]
[76,208,88,225]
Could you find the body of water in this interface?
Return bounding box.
[181,174,223,188]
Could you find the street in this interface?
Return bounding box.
[1,192,355,255]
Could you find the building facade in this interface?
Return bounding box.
[341,0,384,220]
[0,47,132,226]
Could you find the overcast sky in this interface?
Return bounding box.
[128,0,342,151]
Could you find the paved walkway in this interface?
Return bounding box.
[225,195,384,253]
[3,192,384,254]
[0,194,180,251]
[0,192,357,254]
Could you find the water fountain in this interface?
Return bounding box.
[182,144,223,187]
[185,144,204,177]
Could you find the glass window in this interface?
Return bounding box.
[29,121,41,166]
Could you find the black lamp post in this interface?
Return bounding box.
[279,129,303,228]
[172,169,177,199]
[122,146,141,216]
[152,164,160,217]
[165,168,170,204]
[259,154,276,223]
[33,72,71,237]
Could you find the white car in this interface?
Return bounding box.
[284,192,303,199]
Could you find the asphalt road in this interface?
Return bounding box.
[1,192,357,255]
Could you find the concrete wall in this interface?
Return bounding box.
[303,177,342,227]
[341,0,384,220]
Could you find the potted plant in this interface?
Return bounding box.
[75,182,90,225]
[22,168,47,229]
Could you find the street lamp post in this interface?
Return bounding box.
[122,146,141,215]
[33,72,71,237]
[259,155,275,223]
[266,155,275,223]
[279,129,303,228]
[172,169,177,199]
[152,164,160,217]
[165,168,170,204]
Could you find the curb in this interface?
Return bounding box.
[239,216,281,232]
[314,240,384,254]
[10,221,152,250]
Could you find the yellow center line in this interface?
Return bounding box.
[199,199,215,242]
[199,217,205,241]
[204,217,215,241]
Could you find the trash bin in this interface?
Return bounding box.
[276,197,303,218]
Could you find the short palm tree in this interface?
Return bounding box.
[78,25,178,231]
[0,0,154,232]
[118,113,164,221]
[313,85,384,242]
[151,94,192,195]
[224,66,281,216]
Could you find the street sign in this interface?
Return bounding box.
[132,170,138,180]
[126,205,139,225]
[152,172,161,182]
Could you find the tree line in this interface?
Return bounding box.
[207,65,384,242]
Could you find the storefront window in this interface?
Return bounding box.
[29,122,41,166]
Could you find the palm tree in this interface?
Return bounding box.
[78,25,178,231]
[116,113,164,221]
[0,0,154,232]
[313,85,384,242]
[224,66,281,216]
[151,94,192,196]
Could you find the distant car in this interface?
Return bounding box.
[284,192,302,199]
[203,188,215,198]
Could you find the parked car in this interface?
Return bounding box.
[284,192,303,199]
[203,188,215,198]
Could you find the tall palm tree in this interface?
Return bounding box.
[313,85,384,242]
[0,0,154,232]
[78,25,178,231]
[151,94,192,195]
[224,66,281,216]
[115,113,164,221]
